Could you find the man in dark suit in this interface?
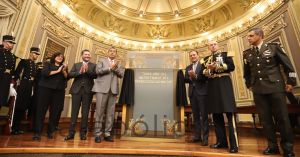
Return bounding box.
[65,49,96,141]
[184,50,209,146]
[0,35,17,108]
[11,47,40,135]
[92,47,124,143]
[243,27,296,157]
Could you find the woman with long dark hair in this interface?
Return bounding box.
[32,52,68,140]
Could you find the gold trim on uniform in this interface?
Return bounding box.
[5,69,11,74]
[208,73,230,78]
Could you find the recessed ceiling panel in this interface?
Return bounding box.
[178,0,202,9]
[146,0,172,13]
[115,0,142,10]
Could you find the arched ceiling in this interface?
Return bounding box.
[89,0,228,24]
[43,0,283,50]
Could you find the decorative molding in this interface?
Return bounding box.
[103,14,126,33]
[16,0,25,9]
[220,5,232,21]
[193,13,217,34]
[88,6,101,21]
[238,0,259,10]
[94,47,107,56]
[42,17,75,42]
[262,14,287,37]
[147,24,170,39]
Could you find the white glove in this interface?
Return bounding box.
[9,84,17,97]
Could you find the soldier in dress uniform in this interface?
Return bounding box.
[200,40,238,153]
[11,47,40,135]
[243,27,296,157]
[27,61,43,131]
[0,35,17,108]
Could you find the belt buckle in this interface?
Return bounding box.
[5,69,11,74]
[30,77,34,80]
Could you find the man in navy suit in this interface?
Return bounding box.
[184,50,209,146]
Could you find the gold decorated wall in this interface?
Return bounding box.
[1,0,299,122]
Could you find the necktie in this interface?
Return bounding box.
[255,46,259,54]
[110,60,114,65]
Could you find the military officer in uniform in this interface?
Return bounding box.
[201,40,238,153]
[0,35,17,108]
[243,27,296,157]
[11,47,40,135]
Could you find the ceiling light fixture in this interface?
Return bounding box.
[174,10,180,17]
[139,10,144,17]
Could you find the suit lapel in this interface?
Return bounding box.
[195,62,201,74]
[78,62,83,71]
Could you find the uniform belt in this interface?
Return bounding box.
[209,73,230,78]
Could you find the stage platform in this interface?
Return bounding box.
[0,128,299,157]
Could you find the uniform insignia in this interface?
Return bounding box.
[263,50,271,56]
[216,54,224,64]
[289,72,297,78]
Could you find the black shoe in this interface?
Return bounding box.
[47,133,54,139]
[283,151,295,157]
[201,140,208,146]
[95,136,101,143]
[80,134,87,140]
[263,147,280,155]
[64,134,74,141]
[104,136,114,142]
[32,134,41,141]
[210,143,228,149]
[229,146,238,153]
[189,138,202,143]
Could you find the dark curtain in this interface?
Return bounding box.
[118,69,134,106]
[176,69,188,106]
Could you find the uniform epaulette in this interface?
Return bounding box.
[243,48,251,54]
[267,42,280,45]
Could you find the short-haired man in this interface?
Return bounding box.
[243,27,296,157]
[201,40,238,153]
[184,50,209,146]
[11,47,40,135]
[92,47,124,143]
[65,49,97,141]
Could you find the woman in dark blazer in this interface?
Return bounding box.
[32,52,68,140]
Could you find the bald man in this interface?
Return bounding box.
[200,40,238,153]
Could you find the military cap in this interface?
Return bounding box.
[30,47,40,55]
[2,35,16,44]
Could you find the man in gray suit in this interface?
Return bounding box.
[65,49,97,141]
[92,47,124,143]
